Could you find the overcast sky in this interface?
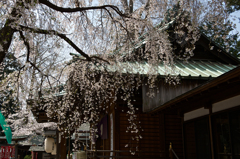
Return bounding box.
[230,10,240,36]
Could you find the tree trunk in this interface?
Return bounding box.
[0,0,24,64]
[0,23,15,64]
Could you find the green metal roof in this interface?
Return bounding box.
[41,60,237,98]
[99,60,237,78]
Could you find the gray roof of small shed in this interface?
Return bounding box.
[29,145,44,152]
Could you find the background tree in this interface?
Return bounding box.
[199,20,240,57]
[226,0,240,13]
[0,53,20,117]
[226,0,240,57]
[197,0,240,57]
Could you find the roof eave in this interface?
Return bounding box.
[149,66,240,114]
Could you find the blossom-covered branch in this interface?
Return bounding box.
[16,25,91,61]
[39,0,128,17]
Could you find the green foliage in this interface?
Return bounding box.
[226,0,240,13]
[225,0,240,57]
[199,20,240,57]
[0,53,20,80]
[24,155,32,159]
[228,35,240,57]
[0,53,21,117]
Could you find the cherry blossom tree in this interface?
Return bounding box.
[6,108,57,136]
[0,0,238,152]
[0,0,235,64]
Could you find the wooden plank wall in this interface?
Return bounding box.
[142,79,206,112]
[164,113,184,159]
[95,110,184,159]
[184,121,196,159]
[117,111,165,159]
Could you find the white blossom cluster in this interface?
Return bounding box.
[6,109,57,136]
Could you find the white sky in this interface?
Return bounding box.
[63,7,240,63]
[230,10,240,36]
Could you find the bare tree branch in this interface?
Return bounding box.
[19,31,30,62]
[17,25,91,61]
[39,0,129,17]
[19,31,54,89]
[129,0,133,14]
[17,65,26,80]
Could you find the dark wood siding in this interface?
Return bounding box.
[184,117,211,159]
[164,113,184,159]
[117,112,165,159]
[184,121,196,159]
[142,79,206,112]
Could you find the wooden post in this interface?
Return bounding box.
[180,113,185,159]
[60,134,67,159]
[68,136,70,159]
[103,139,105,159]
[56,130,67,159]
[169,142,173,159]
[159,113,165,157]
[56,130,59,159]
[14,144,18,159]
[208,106,214,159]
[93,149,97,159]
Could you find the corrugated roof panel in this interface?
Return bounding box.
[157,65,168,75]
[215,62,235,72]
[86,60,236,78]
[105,60,237,78]
[188,61,217,77]
[197,61,223,77]
[203,61,226,73]
[139,62,147,74]
[142,63,150,74]
[173,62,190,76]
[186,61,212,77]
[174,66,190,76]
[175,61,200,76]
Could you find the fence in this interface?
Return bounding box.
[86,150,165,159]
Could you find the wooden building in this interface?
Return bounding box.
[29,31,240,159]
[150,65,240,159]
[29,9,240,158]
[90,32,240,159]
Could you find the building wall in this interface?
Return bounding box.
[116,111,165,159]
[164,112,184,159]
[109,110,185,159]
[142,79,206,112]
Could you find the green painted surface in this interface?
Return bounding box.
[69,52,236,78]
[93,60,236,78]
[0,112,12,144]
